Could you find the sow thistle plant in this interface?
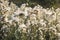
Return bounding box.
[0,0,60,40]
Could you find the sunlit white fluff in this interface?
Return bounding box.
[5,7,11,11]
[19,24,27,29]
[39,19,46,26]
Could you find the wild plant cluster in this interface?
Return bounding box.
[0,0,60,40]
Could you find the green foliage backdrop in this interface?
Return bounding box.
[9,0,60,8]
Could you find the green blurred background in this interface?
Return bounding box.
[9,0,60,8]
